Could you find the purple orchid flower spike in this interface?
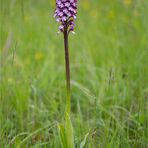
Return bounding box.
[54,0,77,34]
[54,0,78,113]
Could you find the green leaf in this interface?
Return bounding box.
[65,113,75,148]
[80,133,89,148]
[58,124,67,148]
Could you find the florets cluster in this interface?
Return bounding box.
[54,0,77,33]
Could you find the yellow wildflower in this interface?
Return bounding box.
[49,0,55,7]
[35,52,44,61]
[81,0,90,11]
[123,0,132,6]
[108,10,115,19]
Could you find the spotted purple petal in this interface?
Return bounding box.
[54,0,77,33]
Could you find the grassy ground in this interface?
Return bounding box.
[0,0,148,147]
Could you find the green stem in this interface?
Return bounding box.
[64,22,71,113]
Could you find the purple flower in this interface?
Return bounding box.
[54,0,77,33]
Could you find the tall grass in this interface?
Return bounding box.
[0,0,147,147]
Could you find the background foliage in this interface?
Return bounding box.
[0,0,147,147]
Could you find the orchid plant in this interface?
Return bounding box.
[54,0,77,113]
[54,1,78,147]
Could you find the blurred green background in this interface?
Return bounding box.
[0,0,148,147]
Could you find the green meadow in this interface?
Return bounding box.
[0,0,147,147]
